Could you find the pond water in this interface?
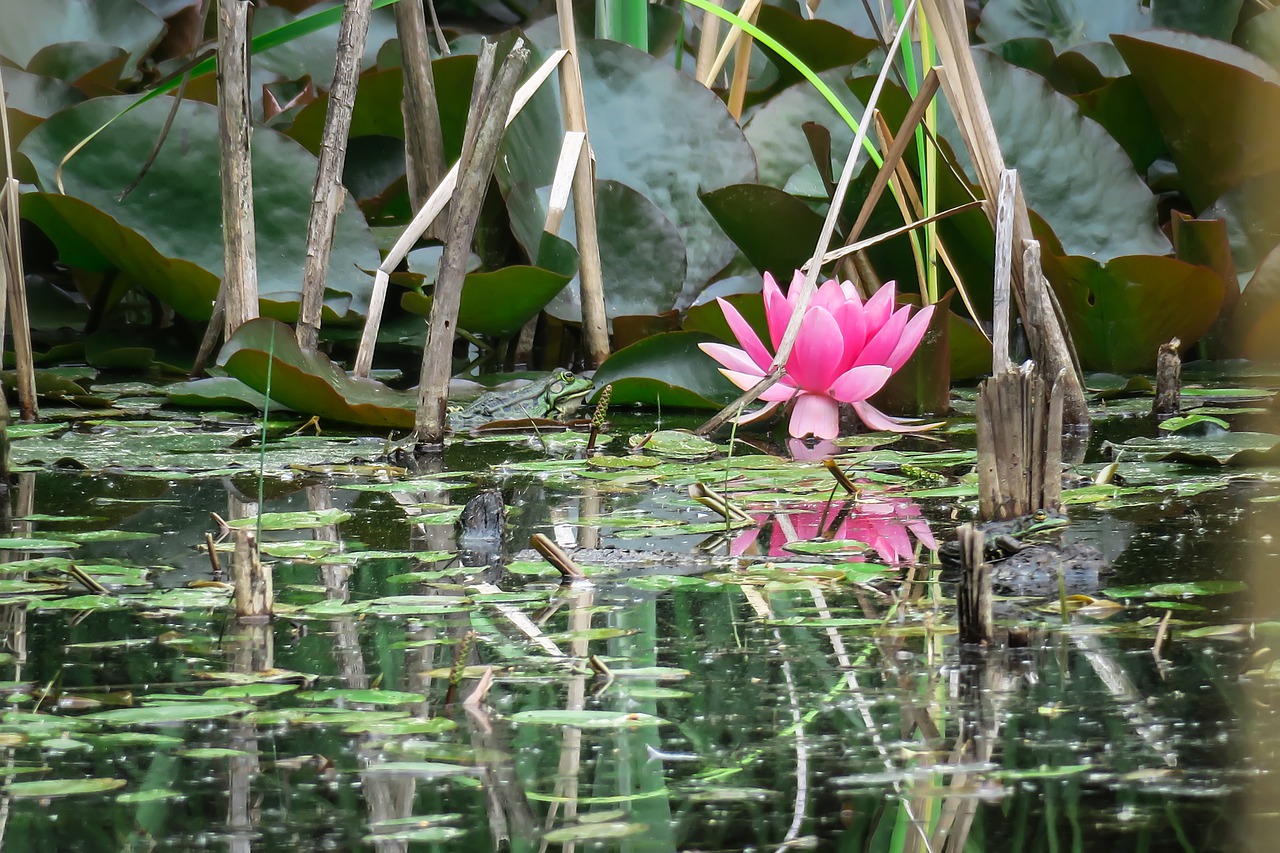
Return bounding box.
[0,388,1277,852]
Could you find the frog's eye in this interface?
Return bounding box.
[1033,509,1048,521]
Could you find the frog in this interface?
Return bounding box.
[448,369,594,431]
[940,508,1070,565]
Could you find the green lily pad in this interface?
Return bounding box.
[297,689,425,706]
[1158,414,1230,432]
[401,264,572,338]
[509,710,667,728]
[20,95,379,321]
[593,331,739,410]
[84,702,249,726]
[219,318,415,428]
[1044,253,1223,372]
[978,0,1242,56]
[973,49,1168,260]
[4,777,126,799]
[203,683,298,700]
[700,184,824,281]
[167,377,272,411]
[224,509,351,531]
[1114,30,1280,212]
[544,822,648,843]
[499,39,756,307]
[506,179,686,322]
[0,0,163,69]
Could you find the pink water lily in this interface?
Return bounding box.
[698,271,936,439]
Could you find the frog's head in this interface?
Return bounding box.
[543,369,594,420]
[1015,508,1070,539]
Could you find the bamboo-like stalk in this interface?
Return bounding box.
[396,0,448,236]
[414,41,530,444]
[701,0,763,87]
[555,0,610,367]
[694,0,724,86]
[697,0,918,436]
[216,0,259,337]
[296,0,374,350]
[726,17,755,120]
[351,50,567,377]
[920,0,1088,430]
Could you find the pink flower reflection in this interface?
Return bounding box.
[731,497,937,565]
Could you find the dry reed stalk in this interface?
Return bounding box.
[726,12,756,119]
[351,50,566,377]
[216,0,259,337]
[396,0,449,238]
[0,71,36,420]
[694,0,725,86]
[701,0,762,86]
[297,0,374,350]
[414,42,529,444]
[554,0,609,367]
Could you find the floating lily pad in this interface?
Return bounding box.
[4,777,126,799]
[224,509,351,531]
[84,702,249,726]
[297,689,425,706]
[510,710,666,728]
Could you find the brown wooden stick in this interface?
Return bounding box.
[296,0,374,350]
[956,523,992,646]
[396,0,448,238]
[414,41,530,444]
[232,529,270,620]
[529,533,585,580]
[1152,338,1181,420]
[216,0,259,338]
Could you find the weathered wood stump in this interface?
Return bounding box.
[1152,337,1181,420]
[956,523,993,646]
[976,362,1064,520]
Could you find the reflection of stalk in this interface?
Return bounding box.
[445,630,476,705]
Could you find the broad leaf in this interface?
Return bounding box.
[593,331,740,410]
[1044,253,1224,371]
[0,0,163,69]
[218,318,415,428]
[499,39,756,308]
[20,95,380,321]
[972,49,1169,260]
[700,184,823,282]
[402,265,573,338]
[1114,30,1280,212]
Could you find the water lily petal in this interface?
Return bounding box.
[716,297,774,370]
[839,280,862,304]
[854,305,911,368]
[763,272,792,350]
[863,281,897,335]
[720,370,798,401]
[698,342,765,377]
[829,364,892,403]
[813,278,846,314]
[788,393,840,439]
[786,306,844,392]
[883,304,935,371]
[831,299,868,371]
[851,400,942,433]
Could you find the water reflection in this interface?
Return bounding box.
[730,496,938,564]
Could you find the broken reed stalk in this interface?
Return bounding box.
[530,533,585,580]
[726,4,758,120]
[216,0,259,338]
[689,482,754,523]
[701,0,762,87]
[395,0,449,239]
[697,0,919,436]
[351,49,566,378]
[296,0,374,350]
[554,0,609,368]
[0,70,36,422]
[414,41,530,444]
[920,0,1087,431]
[1152,337,1181,420]
[955,523,992,645]
[232,528,271,620]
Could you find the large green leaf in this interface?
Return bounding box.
[1233,242,1280,360]
[505,180,686,321]
[401,265,573,338]
[743,68,862,189]
[700,184,823,282]
[0,0,163,69]
[0,67,83,151]
[753,6,876,86]
[593,332,739,410]
[1114,30,1280,212]
[218,318,415,428]
[977,0,1243,55]
[19,95,380,321]
[972,49,1169,260]
[498,39,756,308]
[1044,253,1224,371]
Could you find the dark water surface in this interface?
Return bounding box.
[0,408,1275,852]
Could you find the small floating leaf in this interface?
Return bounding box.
[509,710,667,728]
[84,702,249,726]
[297,689,425,706]
[544,822,648,843]
[5,777,126,798]
[223,509,351,530]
